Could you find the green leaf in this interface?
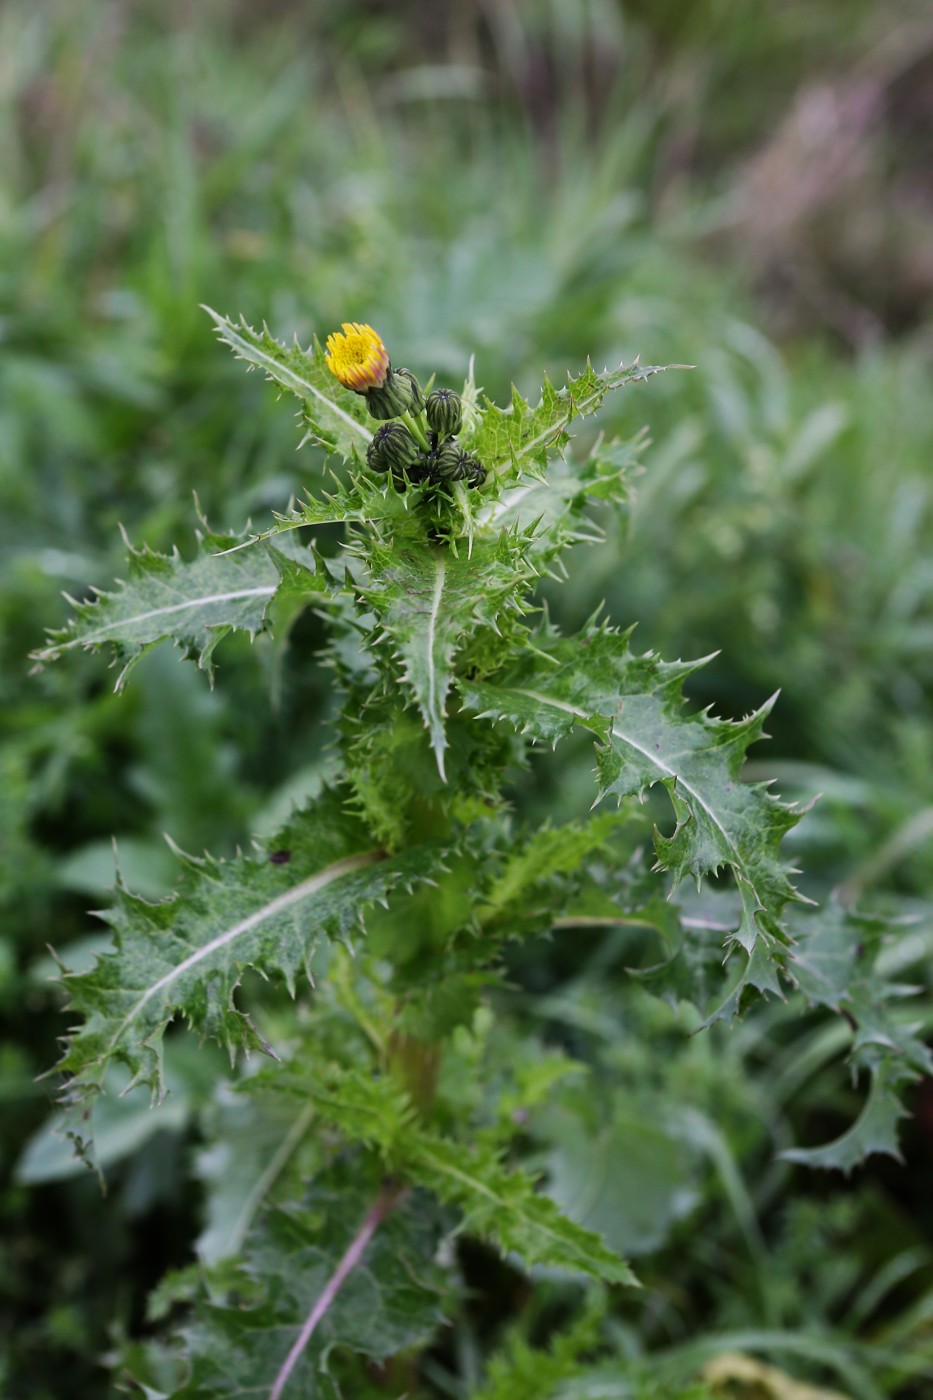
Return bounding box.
[467,360,676,486]
[476,433,644,562]
[403,1132,637,1286]
[305,1069,636,1285]
[193,1089,320,1266]
[541,1098,701,1259]
[469,1291,606,1400]
[133,1160,451,1399]
[477,812,639,930]
[461,620,802,999]
[781,904,933,1170]
[353,528,531,779]
[56,790,439,1168]
[264,471,413,532]
[18,1061,190,1186]
[782,1060,914,1176]
[204,308,373,461]
[33,530,331,686]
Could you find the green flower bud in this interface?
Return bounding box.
[430,441,470,482]
[464,456,487,489]
[394,368,425,415]
[364,365,424,420]
[425,388,463,439]
[367,422,423,474]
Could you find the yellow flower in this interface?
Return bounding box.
[324,322,389,392]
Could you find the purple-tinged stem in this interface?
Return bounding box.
[268,1179,408,1400]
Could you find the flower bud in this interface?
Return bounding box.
[464,456,487,488]
[425,388,462,439]
[430,441,470,482]
[365,366,424,421]
[367,422,423,475]
[394,368,425,415]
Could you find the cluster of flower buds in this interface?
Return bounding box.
[325,322,487,491]
[365,391,486,489]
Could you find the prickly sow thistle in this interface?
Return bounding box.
[43,309,914,1399]
[325,321,485,490]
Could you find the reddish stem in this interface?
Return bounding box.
[268,1179,408,1400]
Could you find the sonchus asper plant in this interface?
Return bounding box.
[33,314,931,1397]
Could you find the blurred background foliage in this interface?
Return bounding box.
[1,0,932,1396]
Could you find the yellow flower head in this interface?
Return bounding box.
[324,322,389,392]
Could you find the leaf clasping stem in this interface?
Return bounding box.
[268,1178,409,1400]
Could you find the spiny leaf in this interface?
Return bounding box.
[475,810,643,934]
[56,790,441,1168]
[220,470,422,564]
[484,811,637,902]
[353,527,532,779]
[466,359,677,488]
[339,698,520,849]
[781,904,933,1170]
[33,530,332,686]
[267,470,412,530]
[205,307,372,462]
[782,1060,913,1175]
[460,620,802,997]
[305,1068,636,1285]
[131,1160,451,1399]
[476,433,644,562]
[404,1133,636,1286]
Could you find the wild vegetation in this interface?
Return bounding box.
[3,2,933,1397]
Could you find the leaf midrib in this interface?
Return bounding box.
[105,848,387,1053]
[40,585,276,656]
[511,686,745,874]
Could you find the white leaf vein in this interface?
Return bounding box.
[107,849,385,1051]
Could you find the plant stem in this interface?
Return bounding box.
[267,1179,409,1400]
[402,409,431,451]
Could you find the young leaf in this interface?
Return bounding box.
[353,528,531,779]
[466,360,675,486]
[477,811,641,930]
[403,1132,637,1286]
[56,790,441,1166]
[477,434,643,562]
[460,620,802,996]
[33,531,332,686]
[304,1068,636,1285]
[264,470,413,535]
[134,1161,451,1399]
[204,308,372,461]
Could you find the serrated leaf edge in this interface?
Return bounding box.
[203,306,371,446]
